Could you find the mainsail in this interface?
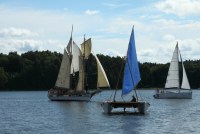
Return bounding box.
[122,28,141,95]
[165,44,179,88]
[55,49,71,89]
[93,54,110,88]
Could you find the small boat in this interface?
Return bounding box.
[48,28,110,101]
[153,42,192,99]
[101,26,150,114]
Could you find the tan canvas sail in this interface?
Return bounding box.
[93,54,110,88]
[55,49,71,89]
[81,38,92,59]
[76,55,85,92]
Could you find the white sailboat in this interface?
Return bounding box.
[48,29,110,101]
[153,43,192,99]
[101,27,150,114]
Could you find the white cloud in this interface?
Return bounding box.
[103,49,123,57]
[155,0,200,16]
[103,3,128,8]
[0,39,42,54]
[163,34,175,41]
[0,27,38,38]
[85,9,99,15]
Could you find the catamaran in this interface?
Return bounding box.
[48,29,110,101]
[101,26,150,114]
[153,43,192,99]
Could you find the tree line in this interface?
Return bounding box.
[0,51,200,91]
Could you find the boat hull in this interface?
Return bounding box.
[48,93,92,101]
[101,101,150,114]
[153,90,192,99]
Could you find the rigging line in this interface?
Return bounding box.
[125,42,139,101]
[176,42,181,91]
[137,89,143,101]
[114,56,125,101]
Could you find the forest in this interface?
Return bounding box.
[0,51,200,91]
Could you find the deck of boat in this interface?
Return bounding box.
[109,101,143,108]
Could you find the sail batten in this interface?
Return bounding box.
[122,28,141,96]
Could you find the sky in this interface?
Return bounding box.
[0,0,200,63]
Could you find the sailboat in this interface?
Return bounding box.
[153,42,192,99]
[48,29,110,101]
[101,27,150,114]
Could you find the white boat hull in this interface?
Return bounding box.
[101,101,150,114]
[153,90,192,99]
[48,93,92,101]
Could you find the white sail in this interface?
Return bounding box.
[67,37,73,54]
[55,49,71,89]
[71,41,81,74]
[165,44,179,88]
[93,54,110,88]
[181,63,190,89]
[81,38,92,59]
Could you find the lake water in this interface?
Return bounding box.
[0,90,200,134]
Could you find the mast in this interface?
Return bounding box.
[113,57,125,101]
[177,42,181,92]
[83,35,88,92]
[69,25,73,90]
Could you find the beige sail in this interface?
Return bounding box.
[93,54,110,88]
[76,55,85,92]
[55,49,71,89]
[81,38,92,59]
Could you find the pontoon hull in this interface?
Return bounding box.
[101,101,150,114]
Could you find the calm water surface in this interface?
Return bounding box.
[0,90,200,134]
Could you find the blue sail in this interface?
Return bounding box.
[122,28,141,95]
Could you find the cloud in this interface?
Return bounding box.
[155,0,200,16]
[103,3,128,8]
[0,39,43,54]
[103,49,123,57]
[0,27,38,38]
[162,34,175,41]
[85,9,99,15]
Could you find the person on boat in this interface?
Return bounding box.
[156,88,159,94]
[131,95,136,102]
